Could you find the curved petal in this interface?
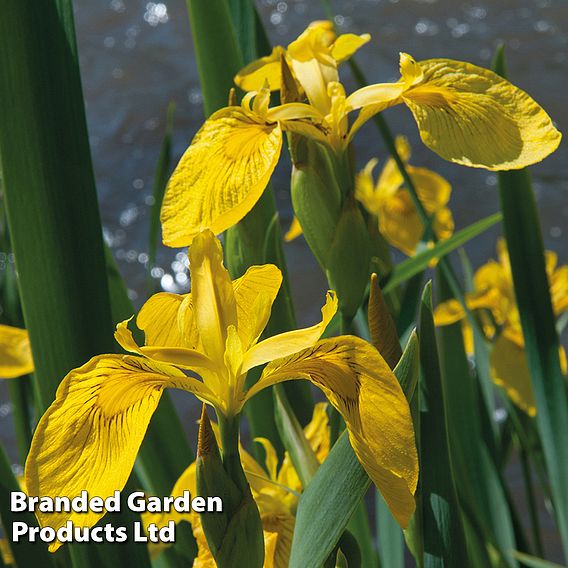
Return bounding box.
[331,33,371,63]
[232,264,283,350]
[249,336,418,527]
[434,299,466,326]
[407,165,452,211]
[234,46,286,92]
[136,292,199,350]
[491,335,536,416]
[24,355,214,550]
[241,291,338,374]
[0,324,34,378]
[161,108,282,246]
[403,57,562,170]
[378,191,426,256]
[115,319,215,371]
[346,83,405,112]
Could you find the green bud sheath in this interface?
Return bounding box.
[290,139,342,270]
[196,406,264,567]
[326,198,371,320]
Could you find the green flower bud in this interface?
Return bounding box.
[196,406,264,567]
[290,139,342,269]
[326,198,371,319]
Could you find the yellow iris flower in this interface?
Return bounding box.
[144,403,331,568]
[435,239,568,415]
[25,230,418,550]
[234,20,370,116]
[0,323,33,378]
[354,136,453,256]
[161,21,560,247]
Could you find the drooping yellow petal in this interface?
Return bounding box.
[491,335,536,416]
[250,336,418,527]
[233,264,283,351]
[189,230,237,362]
[234,46,286,92]
[240,291,338,374]
[0,324,34,378]
[161,108,282,246]
[25,355,214,550]
[402,56,562,170]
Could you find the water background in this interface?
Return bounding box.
[1,0,566,561]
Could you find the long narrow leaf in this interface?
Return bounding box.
[437,268,517,567]
[148,102,175,271]
[382,213,501,294]
[419,282,468,566]
[0,0,114,411]
[494,48,568,559]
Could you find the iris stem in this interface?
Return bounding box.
[218,413,248,492]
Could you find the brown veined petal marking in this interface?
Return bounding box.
[403,58,562,170]
[251,336,419,527]
[24,354,208,550]
[161,108,283,247]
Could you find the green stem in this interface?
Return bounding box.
[218,413,248,492]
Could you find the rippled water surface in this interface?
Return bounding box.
[1,0,566,559]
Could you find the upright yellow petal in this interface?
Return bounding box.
[232,264,283,351]
[399,52,424,87]
[250,336,418,527]
[330,33,371,63]
[234,46,286,92]
[375,136,412,197]
[136,292,199,350]
[491,335,536,416]
[240,291,338,374]
[402,56,562,170]
[161,108,282,246]
[25,355,213,550]
[0,324,33,378]
[189,230,237,362]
